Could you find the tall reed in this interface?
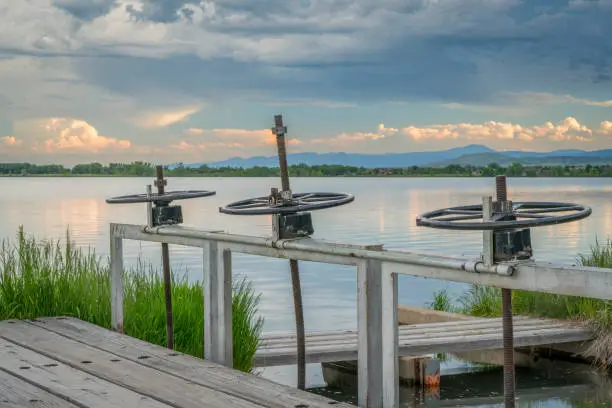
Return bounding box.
[0,227,264,372]
[429,240,612,369]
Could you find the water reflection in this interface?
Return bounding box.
[313,363,612,407]
[2,177,610,328]
[1,177,611,406]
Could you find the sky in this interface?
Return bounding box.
[1,0,612,165]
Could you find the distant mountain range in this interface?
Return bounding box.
[170,144,612,169]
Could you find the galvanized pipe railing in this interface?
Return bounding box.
[109,222,612,408]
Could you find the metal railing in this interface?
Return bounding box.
[109,222,612,408]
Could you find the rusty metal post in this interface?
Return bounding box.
[272,115,306,390]
[155,165,174,350]
[274,115,290,192]
[496,175,516,408]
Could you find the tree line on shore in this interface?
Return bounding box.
[1,161,612,177]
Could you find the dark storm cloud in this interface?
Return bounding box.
[126,0,201,22]
[53,0,118,20]
[4,0,612,111]
[74,39,489,107]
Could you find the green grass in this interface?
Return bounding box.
[0,227,264,372]
[428,240,612,369]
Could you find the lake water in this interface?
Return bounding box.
[1,176,611,407]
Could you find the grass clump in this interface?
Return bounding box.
[428,240,612,370]
[0,227,263,372]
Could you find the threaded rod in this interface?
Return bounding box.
[496,175,515,408]
[272,115,306,390]
[156,165,174,350]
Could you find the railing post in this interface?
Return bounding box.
[203,241,233,367]
[358,259,399,407]
[381,264,399,407]
[110,228,124,333]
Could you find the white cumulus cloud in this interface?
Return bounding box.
[1,136,23,146]
[306,117,611,153]
[15,118,132,154]
[134,105,201,128]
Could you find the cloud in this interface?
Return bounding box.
[378,123,398,134]
[185,127,205,135]
[310,123,398,147]
[15,118,132,154]
[527,117,592,142]
[508,92,612,108]
[3,0,612,114]
[134,105,201,128]
[170,127,302,159]
[170,140,243,151]
[52,0,118,21]
[206,128,277,145]
[2,0,612,161]
[262,99,358,108]
[307,117,610,153]
[400,117,592,144]
[1,136,23,146]
[600,121,612,135]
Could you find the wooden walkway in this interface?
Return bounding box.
[0,317,352,408]
[255,316,592,367]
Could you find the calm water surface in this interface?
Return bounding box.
[1,177,611,406]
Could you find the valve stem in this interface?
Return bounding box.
[496,175,515,408]
[272,115,306,390]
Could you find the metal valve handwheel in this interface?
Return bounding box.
[106,190,216,205]
[416,201,592,230]
[219,192,355,215]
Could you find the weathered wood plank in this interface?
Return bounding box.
[260,324,573,349]
[24,317,355,408]
[260,317,573,347]
[260,327,591,355]
[0,340,172,408]
[262,316,570,338]
[0,321,262,408]
[0,370,82,408]
[255,326,592,366]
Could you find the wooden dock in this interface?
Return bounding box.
[254,316,592,367]
[0,317,352,408]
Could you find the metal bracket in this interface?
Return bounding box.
[482,196,494,266]
[272,212,314,240]
[272,114,288,136]
[146,185,153,228]
[272,125,288,136]
[151,205,183,227]
[154,179,167,188]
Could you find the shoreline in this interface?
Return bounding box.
[2,174,612,178]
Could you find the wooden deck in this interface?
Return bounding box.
[255,316,592,367]
[0,317,352,408]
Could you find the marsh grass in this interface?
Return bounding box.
[0,227,263,372]
[429,240,612,369]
